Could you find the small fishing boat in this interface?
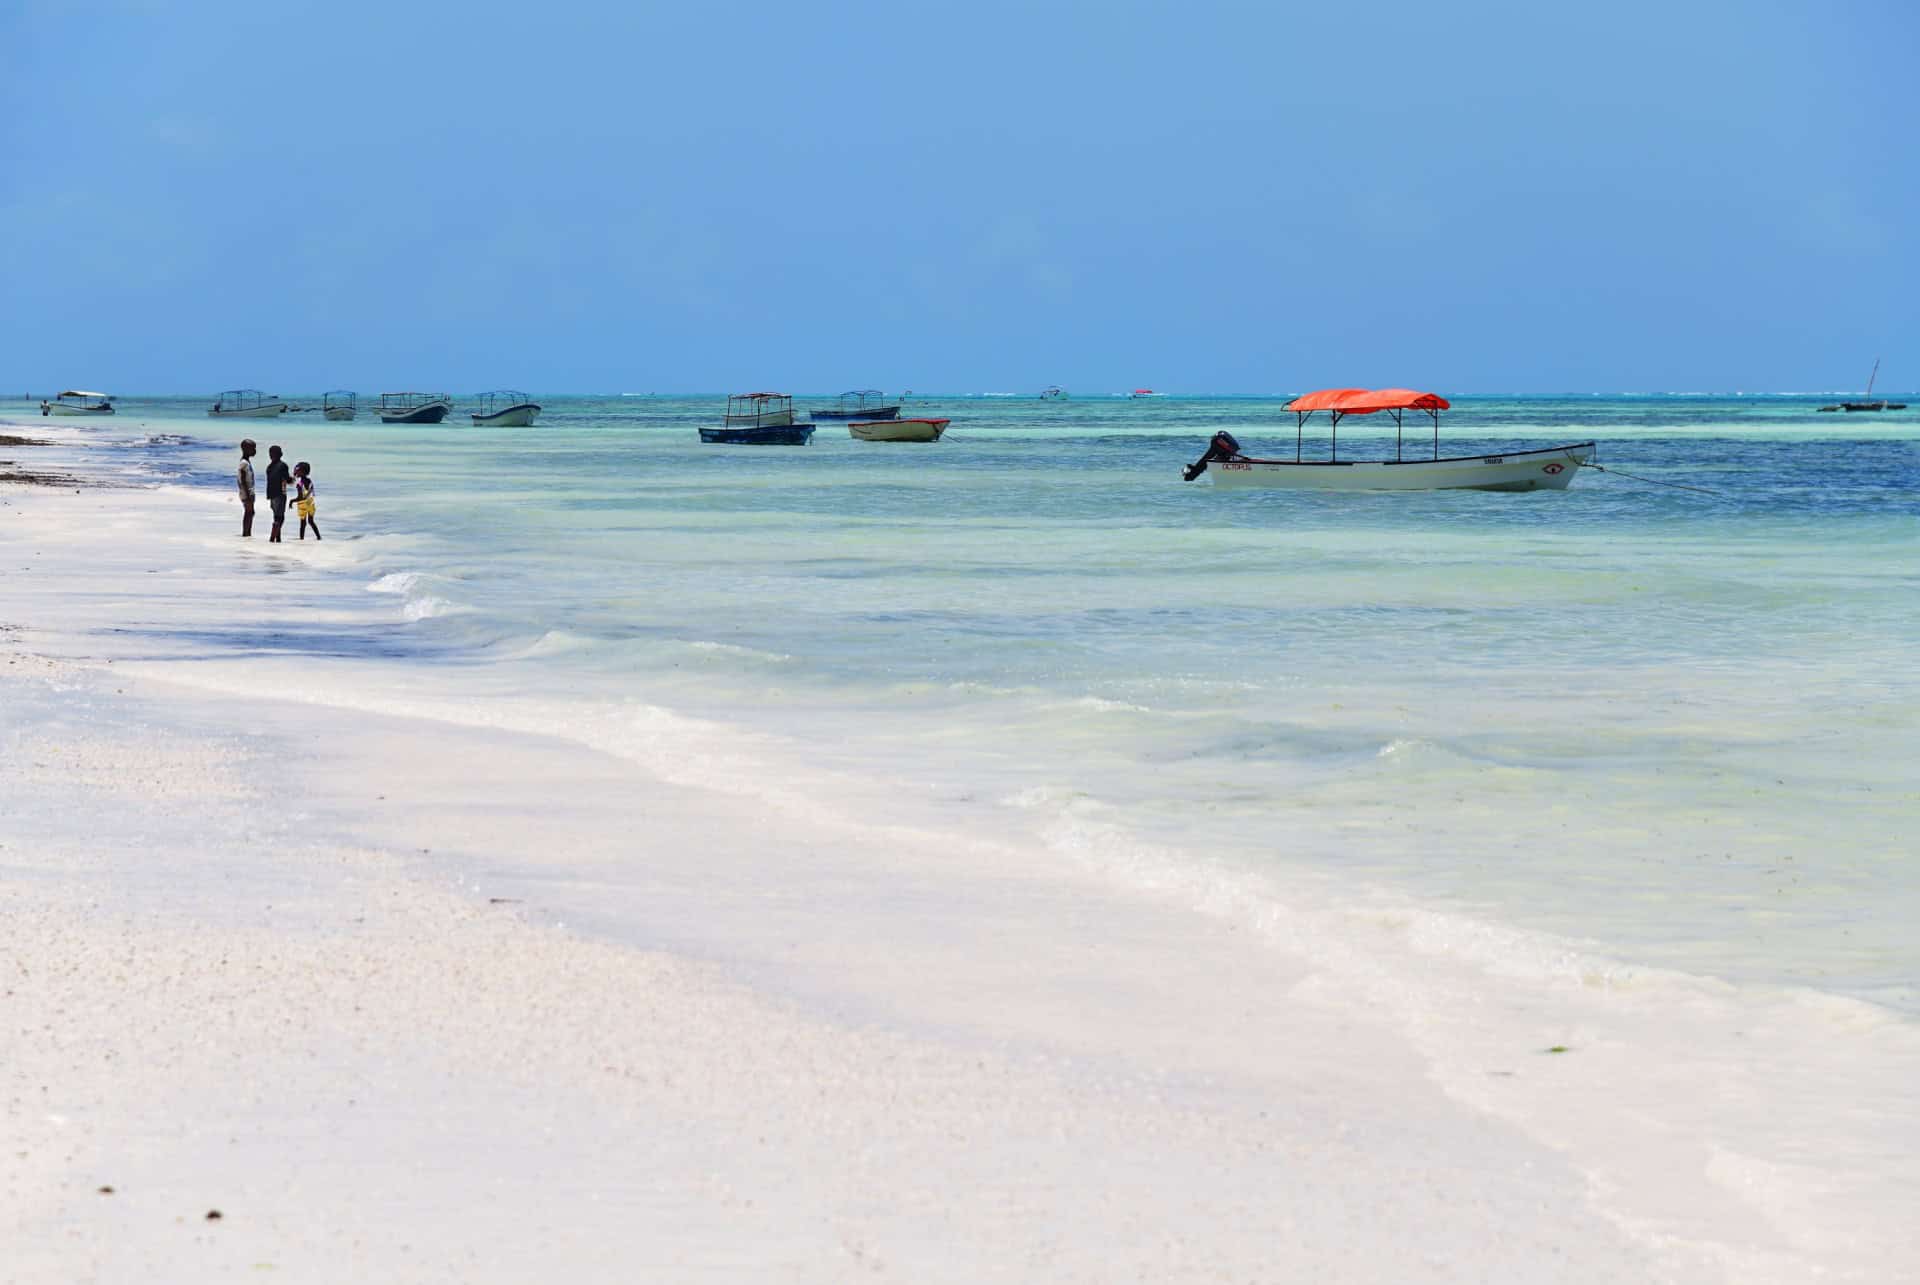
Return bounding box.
[1129,388,1161,399]
[1039,385,1068,400]
[41,390,114,416]
[322,391,358,422]
[700,393,815,444]
[810,390,900,421]
[208,389,289,418]
[850,417,949,442]
[375,392,453,424]
[1818,359,1906,412]
[471,390,541,426]
[1184,388,1594,492]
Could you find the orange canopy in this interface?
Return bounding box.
[1285,387,1369,412]
[1285,388,1450,415]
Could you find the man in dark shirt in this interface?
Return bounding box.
[264,444,292,543]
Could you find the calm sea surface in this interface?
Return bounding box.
[46,393,1920,1011]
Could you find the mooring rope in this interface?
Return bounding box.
[1579,461,1725,497]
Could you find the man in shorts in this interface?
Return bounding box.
[264,444,292,543]
[238,439,257,536]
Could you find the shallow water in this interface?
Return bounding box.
[23,391,1920,1011]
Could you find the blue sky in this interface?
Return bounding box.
[2,0,1912,393]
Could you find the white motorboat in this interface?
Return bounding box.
[1186,388,1595,492]
[850,417,949,442]
[471,390,541,426]
[41,390,114,416]
[208,389,289,418]
[322,391,358,422]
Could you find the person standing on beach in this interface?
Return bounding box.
[293,461,320,540]
[264,444,291,543]
[237,439,257,537]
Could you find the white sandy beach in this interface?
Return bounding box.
[5,436,1919,1283]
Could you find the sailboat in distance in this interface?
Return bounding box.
[1819,359,1907,412]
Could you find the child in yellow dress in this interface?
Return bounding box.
[293,462,321,540]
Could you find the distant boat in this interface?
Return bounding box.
[850,417,949,442]
[701,393,815,444]
[322,391,357,422]
[41,390,114,416]
[1818,359,1907,412]
[208,389,289,418]
[471,390,541,426]
[810,390,900,421]
[1040,385,1068,400]
[375,392,453,424]
[1184,387,1594,492]
[1130,388,1161,399]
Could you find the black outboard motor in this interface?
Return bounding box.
[1182,430,1243,481]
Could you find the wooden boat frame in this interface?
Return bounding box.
[472,390,541,426]
[811,389,900,421]
[208,389,289,418]
[42,389,115,415]
[376,392,454,424]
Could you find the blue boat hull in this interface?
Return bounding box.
[699,425,816,445]
[810,405,900,421]
[378,404,451,424]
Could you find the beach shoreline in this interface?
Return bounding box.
[4,435,1917,1281]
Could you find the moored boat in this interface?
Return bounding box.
[208,389,289,418]
[376,392,453,424]
[1039,385,1068,400]
[471,390,541,426]
[850,418,949,442]
[1818,359,1906,412]
[322,391,358,422]
[1184,388,1595,492]
[701,393,815,444]
[41,390,114,416]
[810,389,900,421]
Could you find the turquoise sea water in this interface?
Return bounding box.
[35,393,1920,1011]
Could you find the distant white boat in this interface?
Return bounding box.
[1186,388,1595,492]
[471,390,540,426]
[208,389,289,418]
[322,391,357,422]
[42,390,114,416]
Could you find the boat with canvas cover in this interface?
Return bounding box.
[376,392,453,424]
[41,390,114,416]
[471,390,541,426]
[322,391,358,422]
[1183,388,1594,491]
[700,393,815,445]
[850,417,949,442]
[810,390,900,421]
[208,389,289,418]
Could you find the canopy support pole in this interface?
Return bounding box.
[1295,411,1305,462]
[1330,410,1340,461]
[1431,409,1440,459]
[1393,408,1404,461]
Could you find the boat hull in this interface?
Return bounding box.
[208,404,288,418]
[1206,442,1595,492]
[700,425,815,445]
[323,407,357,422]
[45,404,114,416]
[378,404,452,424]
[850,418,948,442]
[472,403,541,426]
[813,405,900,421]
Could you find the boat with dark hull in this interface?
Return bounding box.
[376,392,453,424]
[1819,359,1907,412]
[701,393,815,444]
[208,389,290,418]
[810,390,900,421]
